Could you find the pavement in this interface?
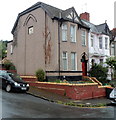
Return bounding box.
[27,86,112,107]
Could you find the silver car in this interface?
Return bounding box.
[109,88,116,104]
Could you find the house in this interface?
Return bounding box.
[80,12,110,71]
[7,2,89,81]
[110,28,116,57]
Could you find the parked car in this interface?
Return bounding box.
[109,87,116,104]
[0,70,29,92]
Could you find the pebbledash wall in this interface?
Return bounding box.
[23,76,106,100]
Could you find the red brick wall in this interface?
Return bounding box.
[80,12,90,21]
[29,82,106,100]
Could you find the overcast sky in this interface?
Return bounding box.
[0,0,115,40]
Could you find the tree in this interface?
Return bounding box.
[106,57,116,79]
[0,40,7,59]
[89,64,108,84]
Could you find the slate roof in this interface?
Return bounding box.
[82,19,110,35]
[11,2,89,34]
[96,23,110,35]
[82,20,99,34]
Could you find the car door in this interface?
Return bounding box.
[2,75,8,89]
[0,71,8,89]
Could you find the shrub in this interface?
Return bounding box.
[89,64,108,84]
[2,59,16,70]
[35,69,45,82]
[9,65,16,70]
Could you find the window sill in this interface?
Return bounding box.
[62,41,67,42]
[82,45,86,47]
[71,41,76,43]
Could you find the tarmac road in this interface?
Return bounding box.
[1,89,115,119]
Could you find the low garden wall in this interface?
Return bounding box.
[21,76,37,82]
[23,76,106,100]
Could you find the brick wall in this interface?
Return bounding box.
[28,81,106,100]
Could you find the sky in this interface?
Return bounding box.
[0,0,115,41]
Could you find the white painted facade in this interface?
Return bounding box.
[82,20,111,79]
[88,32,110,69]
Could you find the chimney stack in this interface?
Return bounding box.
[80,12,90,21]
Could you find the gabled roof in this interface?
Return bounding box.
[82,20,110,35]
[11,2,89,34]
[96,23,110,35]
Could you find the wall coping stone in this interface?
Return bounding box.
[34,81,98,86]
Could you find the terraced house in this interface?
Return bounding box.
[7,2,89,81]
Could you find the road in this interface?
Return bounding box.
[1,89,115,119]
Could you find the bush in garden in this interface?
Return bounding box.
[35,69,45,82]
[2,58,16,70]
[89,64,108,84]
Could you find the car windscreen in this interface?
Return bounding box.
[0,71,7,76]
[0,71,8,78]
[8,73,23,81]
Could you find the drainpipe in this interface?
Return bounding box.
[58,21,61,79]
[24,26,26,75]
[45,11,47,67]
[58,11,62,79]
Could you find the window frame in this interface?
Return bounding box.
[81,29,86,46]
[10,44,13,54]
[105,37,108,49]
[71,52,77,71]
[62,52,68,70]
[99,37,102,49]
[28,26,34,35]
[70,24,76,43]
[91,34,94,47]
[62,24,68,42]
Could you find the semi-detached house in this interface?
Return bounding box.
[7,2,89,81]
[80,12,111,79]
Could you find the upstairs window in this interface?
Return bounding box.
[111,42,115,55]
[28,26,33,34]
[91,34,94,47]
[10,44,13,54]
[81,30,86,46]
[70,25,76,42]
[62,24,67,41]
[105,37,108,49]
[99,37,102,49]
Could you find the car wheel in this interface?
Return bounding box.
[6,84,12,92]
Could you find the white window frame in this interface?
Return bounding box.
[99,37,102,49]
[71,52,77,71]
[28,26,34,34]
[105,37,108,49]
[10,44,13,54]
[91,34,94,47]
[111,42,115,55]
[62,24,67,41]
[81,29,86,46]
[62,52,68,70]
[70,24,76,42]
